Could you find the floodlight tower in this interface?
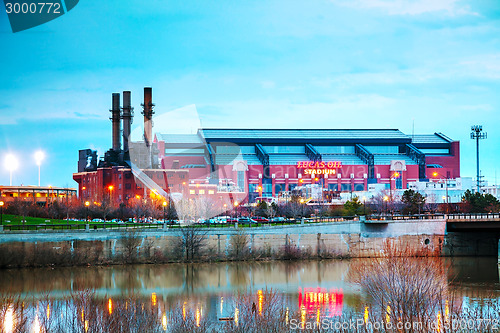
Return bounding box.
[470,125,487,192]
[5,154,18,186]
[34,151,45,186]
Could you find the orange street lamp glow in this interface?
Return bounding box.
[383,195,389,202]
[84,201,90,207]
[393,172,400,178]
[234,201,239,207]
[136,195,141,199]
[163,201,167,206]
[0,201,4,207]
[108,185,114,191]
[433,172,438,177]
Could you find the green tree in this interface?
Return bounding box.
[401,189,426,215]
[256,201,268,216]
[343,197,363,216]
[462,190,500,213]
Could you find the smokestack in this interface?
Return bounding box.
[122,91,133,153]
[111,93,121,152]
[141,87,155,147]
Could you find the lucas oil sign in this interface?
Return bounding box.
[296,161,342,175]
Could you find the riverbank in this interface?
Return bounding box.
[0,219,497,268]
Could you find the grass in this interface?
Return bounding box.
[1,214,82,225]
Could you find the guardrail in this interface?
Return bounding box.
[2,213,500,232]
[1,223,164,232]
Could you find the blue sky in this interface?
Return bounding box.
[0,0,499,187]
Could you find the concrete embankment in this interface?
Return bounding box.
[0,219,497,266]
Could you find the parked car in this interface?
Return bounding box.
[237,217,257,223]
[270,216,285,222]
[252,216,268,223]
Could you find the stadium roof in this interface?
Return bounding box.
[411,133,452,144]
[198,128,412,144]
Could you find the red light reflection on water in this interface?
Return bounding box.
[298,287,343,317]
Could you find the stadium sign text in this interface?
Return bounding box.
[297,161,342,175]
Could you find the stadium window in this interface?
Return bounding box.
[341,184,350,192]
[199,190,205,195]
[189,189,195,195]
[208,190,214,195]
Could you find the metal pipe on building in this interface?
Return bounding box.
[111,93,121,152]
[142,87,154,148]
[122,91,133,153]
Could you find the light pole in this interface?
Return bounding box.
[471,125,487,192]
[108,185,114,206]
[234,201,239,219]
[432,171,449,213]
[383,195,389,216]
[85,201,90,222]
[163,201,167,223]
[4,154,18,186]
[34,151,45,186]
[0,201,4,226]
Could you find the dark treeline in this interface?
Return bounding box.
[2,189,499,223]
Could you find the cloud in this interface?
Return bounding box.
[459,53,500,79]
[334,0,476,16]
[260,81,276,89]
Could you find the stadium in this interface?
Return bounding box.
[73,88,460,205]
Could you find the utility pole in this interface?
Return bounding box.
[470,125,487,193]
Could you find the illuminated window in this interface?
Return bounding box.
[208,190,214,195]
[199,190,205,195]
[189,190,195,195]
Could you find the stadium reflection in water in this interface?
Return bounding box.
[0,258,499,331]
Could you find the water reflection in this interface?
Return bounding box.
[0,257,498,332]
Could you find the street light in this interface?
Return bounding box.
[432,171,449,213]
[163,201,167,223]
[108,185,114,205]
[34,151,45,186]
[4,154,18,186]
[0,201,4,226]
[383,195,389,215]
[85,201,90,222]
[234,201,239,218]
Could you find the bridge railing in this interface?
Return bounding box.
[446,213,500,220]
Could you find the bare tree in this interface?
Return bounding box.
[175,226,207,261]
[121,229,142,263]
[349,241,449,331]
[229,228,250,260]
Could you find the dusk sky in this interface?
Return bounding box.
[1,0,499,187]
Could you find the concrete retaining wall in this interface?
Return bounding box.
[0,219,497,263]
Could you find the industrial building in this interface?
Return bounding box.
[73,88,461,205]
[0,185,77,205]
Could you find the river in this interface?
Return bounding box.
[0,257,499,332]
